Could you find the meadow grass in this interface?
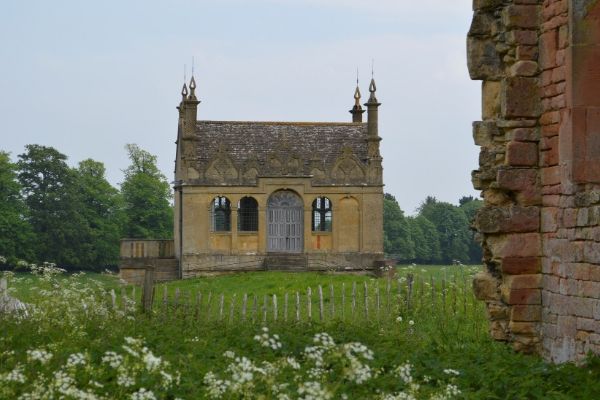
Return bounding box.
[2,266,600,399]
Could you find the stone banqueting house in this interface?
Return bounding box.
[120,77,384,282]
[469,0,600,362]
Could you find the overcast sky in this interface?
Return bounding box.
[0,0,480,215]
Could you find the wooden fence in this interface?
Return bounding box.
[112,268,483,325]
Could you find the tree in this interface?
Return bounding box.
[383,193,414,260]
[459,196,484,263]
[17,145,85,267]
[0,151,35,264]
[121,144,173,239]
[74,159,124,268]
[418,198,471,263]
[407,216,441,263]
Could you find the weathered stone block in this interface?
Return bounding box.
[541,207,559,232]
[502,287,541,304]
[502,77,541,118]
[507,141,538,166]
[501,257,541,274]
[503,5,540,29]
[482,81,501,119]
[488,233,541,258]
[473,0,504,11]
[473,121,499,146]
[510,321,540,334]
[497,168,538,191]
[539,30,558,70]
[508,30,539,46]
[476,206,539,233]
[504,273,542,289]
[557,315,577,337]
[468,37,503,80]
[512,305,542,321]
[541,166,561,186]
[473,271,501,301]
[584,241,600,263]
[469,11,495,36]
[517,45,539,61]
[509,61,539,77]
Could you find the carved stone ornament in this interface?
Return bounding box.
[243,156,260,183]
[204,143,239,184]
[331,147,366,184]
[266,135,303,176]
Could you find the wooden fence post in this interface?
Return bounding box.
[219,294,225,322]
[329,284,335,319]
[364,282,369,319]
[141,266,155,313]
[263,294,268,324]
[341,283,346,320]
[351,282,356,319]
[110,289,117,310]
[318,285,324,322]
[242,293,248,322]
[406,274,413,311]
[195,292,202,321]
[295,291,300,322]
[307,287,312,321]
[252,295,257,324]
[229,294,236,324]
[273,294,278,322]
[206,292,213,321]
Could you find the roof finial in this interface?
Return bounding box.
[371,58,374,78]
[181,64,188,99]
[354,69,361,107]
[368,60,378,103]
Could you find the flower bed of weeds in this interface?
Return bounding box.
[1,266,600,399]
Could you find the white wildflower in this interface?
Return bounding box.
[1,365,26,383]
[203,371,230,399]
[443,368,460,376]
[131,388,156,400]
[101,351,123,369]
[26,348,53,365]
[66,352,87,368]
[117,371,135,387]
[223,350,235,359]
[298,381,332,400]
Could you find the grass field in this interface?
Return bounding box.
[2,265,600,399]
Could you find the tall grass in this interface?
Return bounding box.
[2,266,600,399]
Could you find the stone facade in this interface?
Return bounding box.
[469,0,600,362]
[167,77,384,277]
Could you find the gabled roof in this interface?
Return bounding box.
[194,120,368,171]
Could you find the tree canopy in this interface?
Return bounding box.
[383,193,482,264]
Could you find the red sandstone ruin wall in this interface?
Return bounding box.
[468,0,600,362]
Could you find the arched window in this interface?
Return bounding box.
[312,197,332,232]
[238,197,258,232]
[212,196,231,231]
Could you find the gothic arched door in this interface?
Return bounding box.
[267,190,303,253]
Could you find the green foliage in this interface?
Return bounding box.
[121,144,173,239]
[17,145,85,268]
[3,269,600,399]
[418,198,471,263]
[73,159,124,268]
[383,194,414,259]
[407,215,441,263]
[459,196,484,264]
[384,193,483,264]
[0,152,35,264]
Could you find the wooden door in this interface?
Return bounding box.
[267,191,303,253]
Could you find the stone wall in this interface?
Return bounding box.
[469,0,600,362]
